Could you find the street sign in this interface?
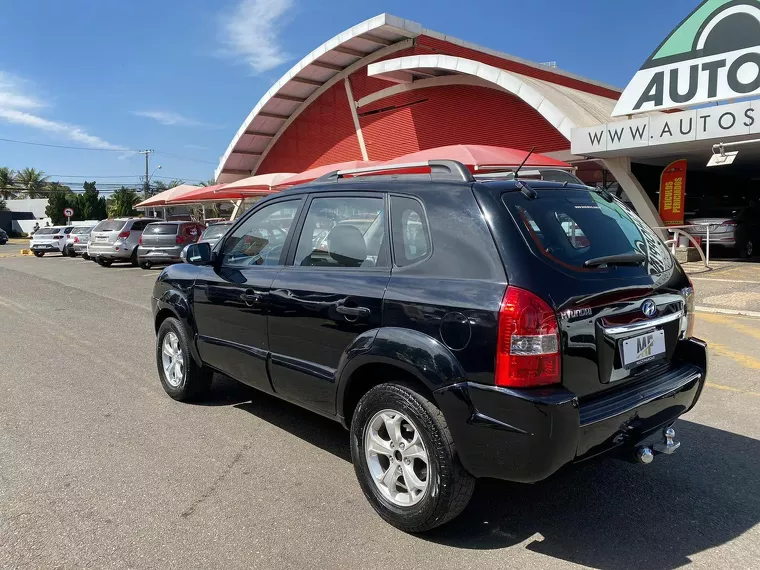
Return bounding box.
[63,207,74,218]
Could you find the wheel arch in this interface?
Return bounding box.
[336,327,467,427]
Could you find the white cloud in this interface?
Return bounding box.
[218,0,293,73]
[133,110,208,127]
[0,71,125,150]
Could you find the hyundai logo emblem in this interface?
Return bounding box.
[641,299,657,318]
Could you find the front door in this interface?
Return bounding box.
[268,193,391,414]
[192,198,304,392]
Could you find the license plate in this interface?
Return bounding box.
[97,237,108,242]
[621,330,666,368]
[148,251,166,256]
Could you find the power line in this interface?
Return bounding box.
[0,137,134,152]
[154,151,217,165]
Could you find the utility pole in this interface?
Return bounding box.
[138,149,154,200]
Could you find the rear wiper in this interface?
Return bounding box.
[584,253,646,267]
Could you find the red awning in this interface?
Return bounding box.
[135,184,201,208]
[167,184,251,204]
[383,144,571,171]
[274,160,383,189]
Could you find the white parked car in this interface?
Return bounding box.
[29,226,75,257]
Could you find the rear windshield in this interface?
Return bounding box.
[93,220,126,232]
[202,224,231,239]
[690,208,741,218]
[71,226,93,234]
[143,223,179,235]
[34,228,57,235]
[504,189,673,274]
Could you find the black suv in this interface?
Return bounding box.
[151,161,707,532]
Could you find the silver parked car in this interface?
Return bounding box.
[65,226,95,258]
[137,221,206,269]
[29,226,75,257]
[198,221,232,249]
[684,206,760,258]
[88,217,163,267]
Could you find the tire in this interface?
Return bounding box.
[130,249,139,267]
[68,249,78,258]
[82,253,89,260]
[739,239,754,259]
[139,261,151,270]
[156,317,212,401]
[97,258,113,267]
[350,383,475,533]
[33,251,44,258]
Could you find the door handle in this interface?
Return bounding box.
[336,305,370,317]
[241,289,263,305]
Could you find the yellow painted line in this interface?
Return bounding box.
[705,382,760,398]
[698,312,760,342]
[708,340,760,370]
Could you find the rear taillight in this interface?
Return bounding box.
[496,287,560,388]
[118,230,130,240]
[721,220,738,226]
[53,235,63,240]
[138,236,143,245]
[176,235,186,245]
[681,280,695,339]
[74,236,79,243]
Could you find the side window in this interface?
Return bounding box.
[220,200,300,267]
[390,196,430,267]
[294,196,386,268]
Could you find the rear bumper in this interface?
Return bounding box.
[137,245,183,263]
[73,243,89,253]
[88,243,134,259]
[435,338,707,483]
[30,243,62,252]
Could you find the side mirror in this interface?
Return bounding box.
[181,242,212,265]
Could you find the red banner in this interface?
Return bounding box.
[659,159,687,226]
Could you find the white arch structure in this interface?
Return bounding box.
[214,13,620,183]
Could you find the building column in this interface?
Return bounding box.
[602,156,665,235]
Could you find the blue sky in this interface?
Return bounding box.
[0,0,699,192]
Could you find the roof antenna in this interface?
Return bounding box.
[513,146,536,180]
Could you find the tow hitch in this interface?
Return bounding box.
[635,426,680,464]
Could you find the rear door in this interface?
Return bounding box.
[192,198,304,392]
[268,193,390,414]
[91,220,126,245]
[141,223,178,248]
[495,187,690,398]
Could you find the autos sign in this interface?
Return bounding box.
[613,0,760,116]
[571,99,760,155]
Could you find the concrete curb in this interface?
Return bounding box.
[696,306,760,318]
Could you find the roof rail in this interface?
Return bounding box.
[314,160,475,184]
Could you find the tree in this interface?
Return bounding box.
[108,187,139,217]
[76,180,107,220]
[198,179,216,187]
[152,179,185,194]
[16,168,50,198]
[0,167,16,199]
[45,184,75,224]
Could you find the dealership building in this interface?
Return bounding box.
[216,2,760,240]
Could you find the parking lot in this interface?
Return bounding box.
[1,252,758,570]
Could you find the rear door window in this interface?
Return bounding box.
[144,223,179,235]
[94,220,126,232]
[503,189,673,275]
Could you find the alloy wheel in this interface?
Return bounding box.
[161,332,184,387]
[364,409,430,507]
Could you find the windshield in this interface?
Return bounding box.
[93,220,126,232]
[504,189,673,275]
[202,224,231,240]
[143,223,179,235]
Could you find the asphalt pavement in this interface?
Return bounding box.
[1,254,758,570]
